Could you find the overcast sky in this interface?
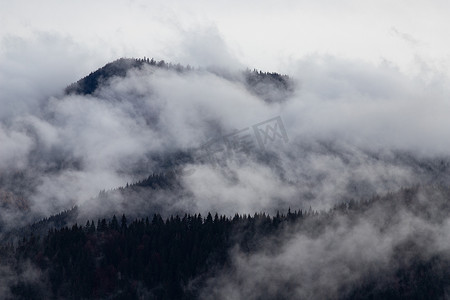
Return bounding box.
[2,0,450,80]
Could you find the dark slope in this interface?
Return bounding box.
[65,58,154,95]
[4,184,450,299]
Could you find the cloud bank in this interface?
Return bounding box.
[0,52,449,225]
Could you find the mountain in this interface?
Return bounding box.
[0,57,297,229]
[2,57,450,226]
[2,57,450,299]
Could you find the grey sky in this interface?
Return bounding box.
[2,0,450,74]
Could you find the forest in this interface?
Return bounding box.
[2,184,450,299]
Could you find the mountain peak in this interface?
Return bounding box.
[65,57,295,103]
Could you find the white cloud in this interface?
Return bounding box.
[2,0,450,73]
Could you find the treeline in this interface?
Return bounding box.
[4,185,450,299]
[64,57,294,102]
[64,57,194,95]
[243,68,295,103]
[9,210,305,299]
[244,68,292,89]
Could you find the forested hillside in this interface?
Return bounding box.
[2,184,450,299]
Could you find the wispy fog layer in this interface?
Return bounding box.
[1,54,450,225]
[200,186,450,299]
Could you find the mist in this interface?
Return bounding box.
[1,53,450,226]
[199,185,450,299]
[3,0,450,298]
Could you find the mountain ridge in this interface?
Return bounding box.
[64,57,295,103]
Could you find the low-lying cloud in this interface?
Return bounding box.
[1,51,450,225]
[200,186,450,299]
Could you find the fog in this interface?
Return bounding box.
[1,52,450,225]
[2,1,450,298]
[199,185,450,299]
